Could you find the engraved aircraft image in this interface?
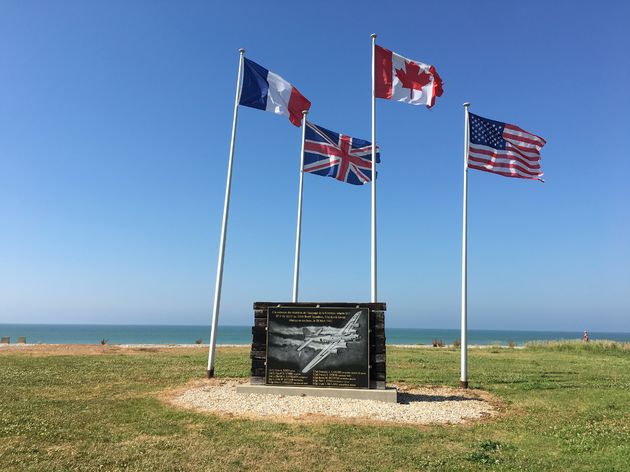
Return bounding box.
[297,311,362,373]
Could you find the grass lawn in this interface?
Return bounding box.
[1,343,628,471]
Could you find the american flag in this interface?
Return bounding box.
[303,121,380,185]
[468,113,546,181]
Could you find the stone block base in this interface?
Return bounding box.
[236,384,398,403]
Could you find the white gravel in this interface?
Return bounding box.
[172,380,498,425]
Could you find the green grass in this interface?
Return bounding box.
[525,339,630,353]
[1,345,629,471]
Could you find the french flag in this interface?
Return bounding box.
[239,58,311,127]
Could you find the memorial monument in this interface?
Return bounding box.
[236,302,397,402]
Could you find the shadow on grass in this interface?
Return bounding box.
[398,393,485,404]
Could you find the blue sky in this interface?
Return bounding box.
[1,1,628,331]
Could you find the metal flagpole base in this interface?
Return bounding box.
[207,368,214,378]
[459,380,469,389]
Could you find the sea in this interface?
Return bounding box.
[1,324,628,346]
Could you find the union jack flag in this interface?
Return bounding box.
[303,121,380,185]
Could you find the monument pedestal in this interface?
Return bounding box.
[236,384,398,403]
[246,302,391,399]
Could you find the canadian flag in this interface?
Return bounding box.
[374,45,443,108]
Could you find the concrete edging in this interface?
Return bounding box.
[236,384,398,403]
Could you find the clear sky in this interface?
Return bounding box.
[1,1,629,331]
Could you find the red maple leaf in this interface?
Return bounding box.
[395,61,432,99]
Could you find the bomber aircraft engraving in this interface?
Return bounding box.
[297,311,362,373]
[265,307,369,388]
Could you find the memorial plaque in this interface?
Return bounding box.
[265,306,369,388]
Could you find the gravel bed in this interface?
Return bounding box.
[172,380,497,425]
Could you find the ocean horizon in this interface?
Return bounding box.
[1,323,628,346]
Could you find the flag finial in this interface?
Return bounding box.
[239,48,245,55]
[463,102,470,108]
[370,33,377,39]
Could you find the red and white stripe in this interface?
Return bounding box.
[469,124,546,181]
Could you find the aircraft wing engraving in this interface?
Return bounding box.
[340,311,361,335]
[302,339,346,373]
[297,327,323,352]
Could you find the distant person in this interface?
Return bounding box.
[583,330,589,342]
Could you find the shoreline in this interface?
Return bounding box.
[0,342,525,349]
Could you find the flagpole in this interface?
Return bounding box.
[207,48,245,378]
[370,33,378,303]
[292,110,309,302]
[460,102,470,388]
